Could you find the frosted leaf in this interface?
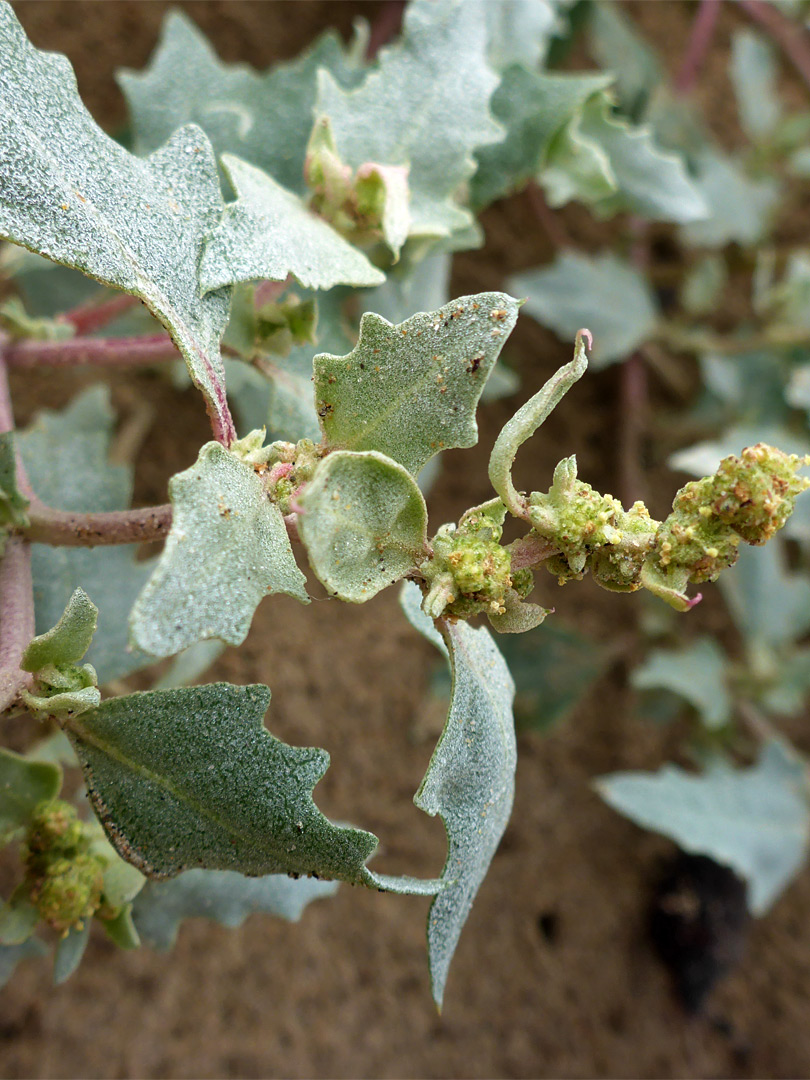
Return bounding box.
[0,5,234,440]
[130,442,308,659]
[314,293,521,476]
[200,155,384,294]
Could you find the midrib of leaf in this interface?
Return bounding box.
[332,354,470,455]
[63,714,265,863]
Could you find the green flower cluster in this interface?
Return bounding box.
[24,800,109,933]
[527,445,809,611]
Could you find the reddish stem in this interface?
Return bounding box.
[0,348,34,712]
[738,0,810,94]
[5,333,180,369]
[24,500,173,548]
[63,293,140,336]
[674,0,722,96]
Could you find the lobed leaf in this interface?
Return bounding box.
[64,682,439,897]
[0,5,234,439]
[298,450,427,603]
[118,9,366,195]
[315,0,503,243]
[401,582,517,1008]
[481,0,570,72]
[587,1,661,120]
[632,637,732,730]
[472,68,611,209]
[132,869,339,951]
[314,293,521,475]
[509,251,658,367]
[200,155,385,294]
[130,441,308,659]
[596,741,810,914]
[18,388,157,684]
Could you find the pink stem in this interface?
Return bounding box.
[5,333,181,369]
[738,0,810,94]
[24,500,173,548]
[674,0,722,96]
[63,293,140,336]
[0,347,34,712]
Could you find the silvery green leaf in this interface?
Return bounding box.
[0,891,38,945]
[21,588,97,673]
[596,741,810,914]
[471,67,611,209]
[130,441,308,659]
[118,10,365,195]
[0,748,61,840]
[65,682,439,897]
[482,0,571,71]
[542,93,709,223]
[200,155,385,294]
[223,359,273,439]
[510,252,658,367]
[0,432,28,530]
[681,149,780,248]
[0,938,47,988]
[314,293,520,475]
[632,637,732,730]
[17,388,157,684]
[669,424,810,478]
[681,254,728,316]
[788,363,810,416]
[132,869,339,951]
[400,582,516,1007]
[0,6,233,440]
[587,1,661,120]
[315,0,502,241]
[52,921,91,985]
[100,905,140,950]
[720,541,810,649]
[730,29,781,141]
[298,451,427,603]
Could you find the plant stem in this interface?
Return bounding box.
[674,0,721,96]
[23,500,173,547]
[738,0,810,95]
[0,537,34,713]
[4,333,180,369]
[0,347,34,712]
[63,293,140,336]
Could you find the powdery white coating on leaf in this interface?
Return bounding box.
[596,741,810,914]
[67,683,377,881]
[199,155,384,294]
[315,0,503,240]
[21,588,97,673]
[117,9,365,195]
[315,293,521,475]
[0,5,233,440]
[472,67,612,209]
[18,388,158,685]
[509,252,657,368]
[132,869,339,951]
[298,451,428,603]
[400,582,517,1008]
[67,683,440,895]
[130,442,308,659]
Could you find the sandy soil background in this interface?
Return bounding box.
[3,2,810,1077]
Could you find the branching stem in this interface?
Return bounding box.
[5,333,181,369]
[23,500,173,547]
[674,0,721,96]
